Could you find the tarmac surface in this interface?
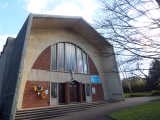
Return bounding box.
[48,96,160,120]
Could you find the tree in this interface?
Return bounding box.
[122,76,146,93]
[95,0,160,79]
[147,59,160,90]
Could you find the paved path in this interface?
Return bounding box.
[48,96,160,120]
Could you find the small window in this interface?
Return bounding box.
[86,84,91,96]
[51,83,58,98]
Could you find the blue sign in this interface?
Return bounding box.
[90,75,102,83]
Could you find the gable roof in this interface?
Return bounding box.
[29,14,112,50]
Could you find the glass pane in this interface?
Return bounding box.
[86,84,91,96]
[87,56,90,74]
[77,48,83,73]
[65,43,76,72]
[65,43,71,72]
[57,43,64,71]
[82,52,88,74]
[51,83,57,98]
[51,44,57,70]
[70,44,76,72]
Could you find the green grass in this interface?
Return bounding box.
[110,100,160,120]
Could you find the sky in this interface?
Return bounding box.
[0,0,99,52]
[0,0,159,79]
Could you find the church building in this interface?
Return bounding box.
[0,14,123,119]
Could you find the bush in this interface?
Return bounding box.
[151,90,160,96]
[124,92,152,98]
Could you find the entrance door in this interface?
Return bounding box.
[69,81,80,102]
[82,84,86,102]
[58,83,66,104]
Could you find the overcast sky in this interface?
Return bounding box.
[0,0,99,52]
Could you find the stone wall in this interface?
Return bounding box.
[17,28,103,109]
[17,27,123,109]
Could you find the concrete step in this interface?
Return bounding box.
[16,104,96,116]
[15,101,106,120]
[17,101,105,114]
[16,106,93,120]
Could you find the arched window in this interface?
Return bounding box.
[51,43,89,74]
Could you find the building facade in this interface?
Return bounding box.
[0,14,123,119]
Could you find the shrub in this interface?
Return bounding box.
[124,92,152,98]
[151,90,160,96]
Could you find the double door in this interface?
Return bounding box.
[51,82,86,105]
[69,83,80,102]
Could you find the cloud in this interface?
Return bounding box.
[0,34,16,52]
[25,0,52,13]
[24,0,98,23]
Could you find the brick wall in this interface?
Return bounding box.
[32,46,51,70]
[88,56,98,75]
[92,84,104,101]
[22,81,50,108]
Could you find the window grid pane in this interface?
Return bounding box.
[82,52,88,74]
[65,43,76,72]
[77,47,83,73]
[51,83,57,98]
[51,44,57,70]
[57,43,64,71]
[86,56,89,74]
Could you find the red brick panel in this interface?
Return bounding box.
[22,81,50,109]
[32,46,51,70]
[65,83,70,104]
[88,56,98,75]
[79,84,83,103]
[92,84,104,101]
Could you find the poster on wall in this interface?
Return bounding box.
[90,75,102,83]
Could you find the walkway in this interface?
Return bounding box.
[48,96,160,120]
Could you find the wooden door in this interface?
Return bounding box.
[69,83,79,102]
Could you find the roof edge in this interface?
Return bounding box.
[29,13,112,47]
[0,37,15,56]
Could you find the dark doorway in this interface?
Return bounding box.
[69,81,80,102]
[82,84,86,102]
[58,83,65,104]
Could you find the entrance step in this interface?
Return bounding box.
[15,101,107,120]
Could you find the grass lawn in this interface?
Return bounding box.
[110,100,160,120]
